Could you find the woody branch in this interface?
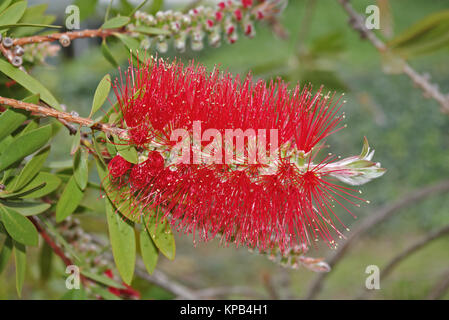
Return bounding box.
[338,0,449,114]
[0,95,125,137]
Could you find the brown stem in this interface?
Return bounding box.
[13,28,124,46]
[28,216,73,267]
[0,96,125,137]
[356,224,449,299]
[28,216,90,286]
[337,0,449,114]
[305,178,449,299]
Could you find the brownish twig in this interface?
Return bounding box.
[28,216,74,267]
[12,28,124,47]
[305,178,449,299]
[337,0,449,114]
[0,95,125,137]
[356,224,449,299]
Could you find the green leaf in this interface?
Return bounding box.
[90,74,111,117]
[143,213,175,260]
[149,0,163,15]
[101,15,130,29]
[91,286,121,300]
[134,25,170,36]
[0,23,61,29]
[0,125,52,172]
[0,235,13,274]
[12,4,56,37]
[1,201,50,216]
[55,176,84,222]
[129,0,149,17]
[388,10,449,48]
[73,149,89,190]
[0,60,60,110]
[0,1,27,27]
[11,146,50,192]
[0,205,38,246]
[39,241,53,282]
[0,1,12,15]
[4,172,61,199]
[96,159,139,222]
[114,135,138,164]
[60,287,87,300]
[0,108,29,142]
[0,135,13,155]
[114,33,143,62]
[101,40,119,68]
[140,228,158,274]
[70,129,81,155]
[74,0,99,21]
[18,118,39,137]
[105,134,117,158]
[106,198,136,285]
[80,269,125,289]
[13,240,26,298]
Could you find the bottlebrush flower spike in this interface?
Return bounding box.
[107,57,385,255]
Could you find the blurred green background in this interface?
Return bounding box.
[1,0,449,299]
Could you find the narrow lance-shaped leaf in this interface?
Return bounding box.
[11,146,51,192]
[140,228,158,274]
[105,198,136,285]
[80,269,125,289]
[2,172,61,200]
[70,129,81,155]
[143,213,175,260]
[13,240,26,298]
[101,40,119,68]
[101,15,130,29]
[0,235,13,274]
[0,125,52,172]
[90,74,111,117]
[90,286,121,300]
[73,149,89,190]
[39,241,53,282]
[0,60,60,110]
[55,175,84,222]
[0,108,29,142]
[0,0,27,27]
[1,201,51,216]
[0,205,38,246]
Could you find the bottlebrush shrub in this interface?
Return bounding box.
[106,58,386,256]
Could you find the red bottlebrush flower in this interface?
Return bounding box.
[108,155,131,178]
[215,11,224,22]
[226,24,236,35]
[206,19,215,28]
[129,151,165,189]
[218,1,227,10]
[109,57,384,254]
[242,0,254,8]
[234,9,243,21]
